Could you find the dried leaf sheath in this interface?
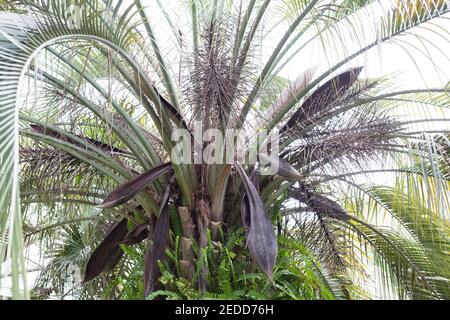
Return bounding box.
[281,67,363,133]
[84,218,128,283]
[101,163,172,208]
[122,223,150,245]
[144,181,172,297]
[241,169,260,233]
[236,164,277,279]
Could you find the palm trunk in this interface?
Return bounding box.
[177,206,195,279]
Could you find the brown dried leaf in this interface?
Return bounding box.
[101,163,172,208]
[236,164,277,279]
[84,218,128,283]
[144,181,172,297]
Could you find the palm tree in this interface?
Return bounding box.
[0,0,449,299]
